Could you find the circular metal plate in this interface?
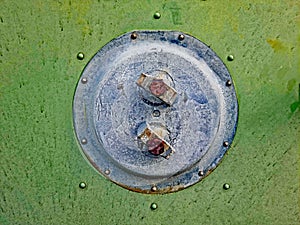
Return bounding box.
[73,31,238,194]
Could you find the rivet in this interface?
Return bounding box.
[178,34,185,41]
[81,78,88,84]
[223,183,230,190]
[104,169,110,175]
[77,52,84,60]
[227,55,234,61]
[226,80,232,86]
[198,171,204,176]
[153,12,161,19]
[81,138,87,144]
[150,203,158,210]
[223,141,229,147]
[151,186,157,192]
[152,109,160,117]
[79,182,87,189]
[131,32,137,40]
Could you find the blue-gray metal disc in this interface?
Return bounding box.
[73,31,238,194]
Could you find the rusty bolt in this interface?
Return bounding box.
[147,138,165,155]
[149,79,167,97]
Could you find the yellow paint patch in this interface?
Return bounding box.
[266,39,285,52]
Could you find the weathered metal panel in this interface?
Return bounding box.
[0,0,299,224]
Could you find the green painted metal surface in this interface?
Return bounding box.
[0,1,299,224]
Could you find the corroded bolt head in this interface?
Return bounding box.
[147,138,165,155]
[149,79,167,97]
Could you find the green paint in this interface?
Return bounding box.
[0,0,299,224]
[290,84,300,113]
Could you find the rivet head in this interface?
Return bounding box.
[227,55,234,61]
[79,182,87,189]
[223,183,230,190]
[81,78,88,84]
[81,138,87,144]
[226,80,232,86]
[77,52,84,60]
[104,169,110,175]
[151,186,157,192]
[223,141,229,147]
[178,34,185,41]
[131,32,137,40]
[152,109,160,117]
[153,12,161,19]
[150,203,158,210]
[198,171,204,176]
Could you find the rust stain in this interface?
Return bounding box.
[121,183,185,194]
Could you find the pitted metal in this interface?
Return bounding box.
[73,30,238,194]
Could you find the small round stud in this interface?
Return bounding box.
[104,169,110,175]
[226,80,232,86]
[77,52,84,60]
[81,78,88,84]
[227,55,234,61]
[153,12,161,19]
[178,34,185,41]
[79,182,87,189]
[150,203,158,210]
[131,32,137,40]
[223,141,229,147]
[152,109,160,117]
[151,186,157,192]
[223,183,230,190]
[198,171,204,176]
[81,138,87,144]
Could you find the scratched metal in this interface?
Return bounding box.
[73,31,238,193]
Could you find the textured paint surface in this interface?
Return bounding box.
[0,0,299,224]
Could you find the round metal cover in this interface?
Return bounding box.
[73,31,238,194]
